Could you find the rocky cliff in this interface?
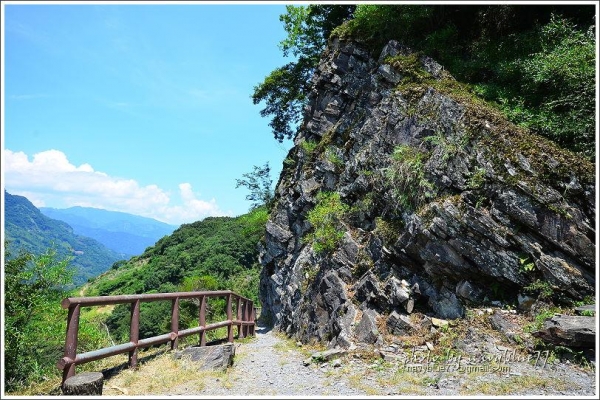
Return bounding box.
[259,38,595,349]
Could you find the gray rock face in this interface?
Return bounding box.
[259,38,595,349]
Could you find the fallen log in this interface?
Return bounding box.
[532,314,595,348]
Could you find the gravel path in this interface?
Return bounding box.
[161,322,596,397]
[175,324,369,397]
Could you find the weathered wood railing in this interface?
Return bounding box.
[57,290,256,387]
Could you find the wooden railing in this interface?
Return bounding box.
[57,290,256,387]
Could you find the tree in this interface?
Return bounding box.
[235,162,274,210]
[4,243,74,391]
[255,4,595,158]
[252,5,355,142]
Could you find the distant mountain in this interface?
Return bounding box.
[4,191,128,286]
[39,206,178,257]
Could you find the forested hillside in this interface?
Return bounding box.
[84,207,268,342]
[4,191,127,285]
[4,205,268,392]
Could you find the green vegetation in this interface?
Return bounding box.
[467,167,487,189]
[304,191,349,254]
[384,53,432,84]
[387,144,436,212]
[519,255,537,273]
[523,279,555,301]
[86,206,268,343]
[257,5,595,158]
[235,162,275,210]
[374,217,404,247]
[300,139,318,157]
[325,146,344,168]
[4,245,109,392]
[252,5,355,142]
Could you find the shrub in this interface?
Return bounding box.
[304,191,349,254]
[4,245,109,392]
[387,145,436,212]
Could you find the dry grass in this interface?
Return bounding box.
[9,346,164,396]
[102,349,227,396]
[272,330,326,358]
[8,376,64,396]
[379,368,433,395]
[346,372,383,396]
[459,374,572,395]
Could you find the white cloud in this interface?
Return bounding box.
[3,149,226,225]
[156,183,229,225]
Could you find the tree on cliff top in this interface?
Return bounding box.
[252,5,355,142]
[253,4,595,159]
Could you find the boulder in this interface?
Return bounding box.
[354,309,380,344]
[386,311,417,335]
[173,343,236,371]
[532,314,595,348]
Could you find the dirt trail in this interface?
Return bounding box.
[154,322,596,397]
[164,324,368,396]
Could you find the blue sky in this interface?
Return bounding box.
[2,2,296,226]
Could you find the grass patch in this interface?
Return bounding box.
[384,52,432,83]
[304,191,349,254]
[387,144,436,212]
[460,375,571,395]
[325,146,344,169]
[300,139,318,157]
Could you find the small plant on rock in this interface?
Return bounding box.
[304,191,349,254]
[523,279,554,301]
[300,139,318,157]
[386,144,436,212]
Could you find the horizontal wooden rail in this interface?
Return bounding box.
[60,290,235,308]
[57,290,256,388]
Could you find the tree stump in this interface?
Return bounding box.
[62,372,104,396]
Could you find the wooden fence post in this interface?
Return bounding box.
[242,301,249,337]
[227,294,233,343]
[236,297,243,338]
[199,296,206,346]
[249,301,255,336]
[61,304,81,387]
[171,297,179,350]
[129,300,140,369]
